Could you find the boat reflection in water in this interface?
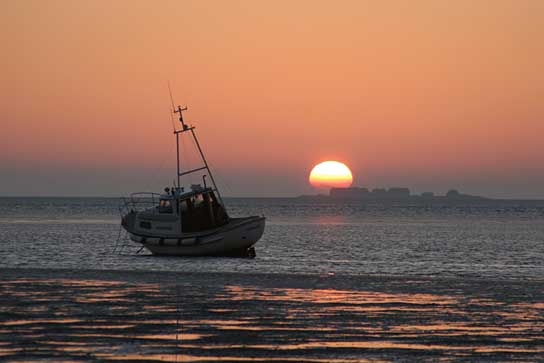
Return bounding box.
[120,104,265,257]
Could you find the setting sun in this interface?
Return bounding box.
[309,161,353,189]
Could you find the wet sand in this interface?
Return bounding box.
[1,268,543,362]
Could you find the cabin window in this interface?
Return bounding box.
[158,199,173,213]
[192,194,204,207]
[179,199,188,212]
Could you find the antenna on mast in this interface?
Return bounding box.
[174,105,189,130]
[168,82,176,132]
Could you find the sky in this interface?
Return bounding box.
[1,0,543,198]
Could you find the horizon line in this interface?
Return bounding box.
[1,195,544,201]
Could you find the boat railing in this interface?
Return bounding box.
[120,192,163,214]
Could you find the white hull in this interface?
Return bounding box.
[127,216,265,256]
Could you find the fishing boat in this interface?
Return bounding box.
[120,104,265,257]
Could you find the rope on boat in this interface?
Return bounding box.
[111,223,124,254]
[114,202,143,256]
[112,222,140,256]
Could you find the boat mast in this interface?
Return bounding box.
[173,105,226,208]
[174,105,187,189]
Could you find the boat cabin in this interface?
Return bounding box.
[156,186,228,232]
[179,187,228,232]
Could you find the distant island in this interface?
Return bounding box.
[298,187,489,202]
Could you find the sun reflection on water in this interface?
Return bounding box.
[1,277,542,362]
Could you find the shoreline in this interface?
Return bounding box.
[3,266,544,284]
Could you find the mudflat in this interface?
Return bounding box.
[1,268,543,362]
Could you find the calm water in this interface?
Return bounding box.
[1,197,543,280]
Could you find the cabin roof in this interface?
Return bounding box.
[177,187,215,200]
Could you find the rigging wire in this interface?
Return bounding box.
[209,160,234,196]
[169,106,176,133]
[168,82,177,133]
[138,107,176,193]
[186,118,234,200]
[112,222,123,254]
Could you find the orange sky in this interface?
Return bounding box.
[1,0,543,197]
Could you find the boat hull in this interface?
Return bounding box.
[125,216,265,256]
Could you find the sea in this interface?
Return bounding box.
[0,197,544,279]
[1,196,543,280]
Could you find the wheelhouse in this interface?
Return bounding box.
[178,187,228,232]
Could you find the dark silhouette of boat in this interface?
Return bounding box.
[120,104,265,257]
